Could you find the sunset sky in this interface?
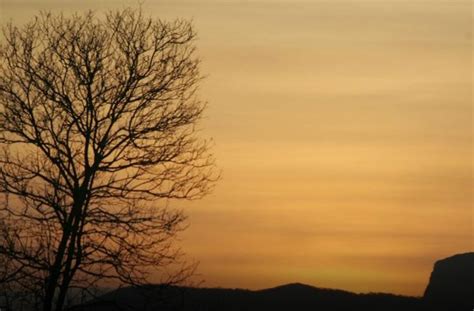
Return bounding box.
[1,0,472,296]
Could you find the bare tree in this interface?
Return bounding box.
[0,8,215,311]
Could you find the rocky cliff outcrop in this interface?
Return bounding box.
[423,252,473,310]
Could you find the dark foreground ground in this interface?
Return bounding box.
[69,252,472,311]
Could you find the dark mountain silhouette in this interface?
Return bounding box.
[69,283,421,311]
[69,252,473,311]
[423,252,473,310]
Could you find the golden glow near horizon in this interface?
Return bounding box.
[1,0,472,296]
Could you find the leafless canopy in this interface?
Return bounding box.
[0,8,215,311]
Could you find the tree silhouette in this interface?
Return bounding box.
[0,9,215,311]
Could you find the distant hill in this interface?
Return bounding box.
[69,283,421,311]
[69,252,473,311]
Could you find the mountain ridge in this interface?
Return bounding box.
[69,252,473,311]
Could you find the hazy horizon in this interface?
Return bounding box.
[1,0,472,296]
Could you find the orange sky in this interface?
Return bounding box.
[1,0,472,296]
